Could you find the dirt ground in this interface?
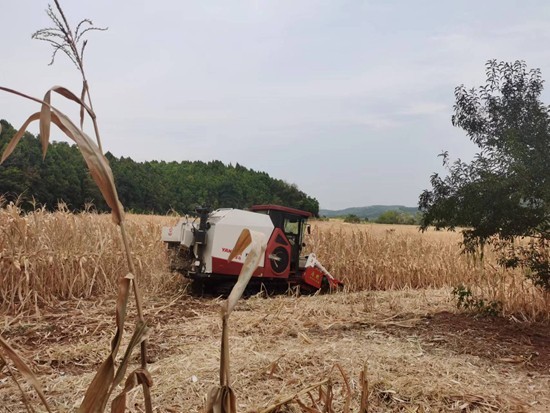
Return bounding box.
[1,288,549,412]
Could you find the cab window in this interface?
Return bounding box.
[284,218,299,235]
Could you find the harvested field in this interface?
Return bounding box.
[1,210,550,412]
[1,289,549,411]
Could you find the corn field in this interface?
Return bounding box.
[309,221,550,321]
[1,205,548,320]
[0,203,176,313]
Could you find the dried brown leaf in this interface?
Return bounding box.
[226,229,266,315]
[50,108,124,224]
[47,85,95,125]
[0,85,92,132]
[78,355,115,413]
[360,363,368,413]
[0,336,52,412]
[78,274,133,412]
[111,368,152,413]
[324,381,334,413]
[0,112,40,163]
[51,85,93,115]
[0,87,121,224]
[39,91,51,159]
[227,229,252,262]
[0,352,36,413]
[115,273,133,342]
[112,320,150,389]
[205,385,237,413]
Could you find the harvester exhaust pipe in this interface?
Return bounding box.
[194,206,210,245]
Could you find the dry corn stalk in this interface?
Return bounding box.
[360,363,369,413]
[257,362,359,412]
[0,204,173,312]
[0,88,151,412]
[0,337,52,412]
[0,2,152,412]
[206,229,266,413]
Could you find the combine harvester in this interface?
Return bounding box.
[161,205,343,294]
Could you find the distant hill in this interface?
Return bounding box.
[319,205,419,220]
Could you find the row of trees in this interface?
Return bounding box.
[341,210,421,224]
[0,120,319,215]
[375,210,421,225]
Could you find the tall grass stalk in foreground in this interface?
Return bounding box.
[0,1,152,411]
[206,229,266,412]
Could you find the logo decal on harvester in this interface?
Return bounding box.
[222,247,244,261]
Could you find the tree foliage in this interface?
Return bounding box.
[419,60,550,289]
[375,210,419,225]
[0,119,319,216]
[343,214,362,223]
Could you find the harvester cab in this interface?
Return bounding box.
[161,204,343,294]
[248,204,309,275]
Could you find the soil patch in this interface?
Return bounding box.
[412,311,550,373]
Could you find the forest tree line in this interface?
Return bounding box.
[0,120,319,215]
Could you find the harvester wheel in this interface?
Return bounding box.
[190,280,205,296]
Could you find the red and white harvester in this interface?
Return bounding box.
[161,205,343,294]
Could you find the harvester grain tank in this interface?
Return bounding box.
[161,205,343,293]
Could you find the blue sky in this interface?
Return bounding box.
[2,1,550,209]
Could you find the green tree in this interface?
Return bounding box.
[376,210,401,224]
[1,120,320,216]
[343,214,361,223]
[374,210,417,225]
[366,208,420,225]
[419,60,550,289]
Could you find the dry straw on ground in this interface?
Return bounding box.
[1,208,549,410]
[2,289,549,412]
